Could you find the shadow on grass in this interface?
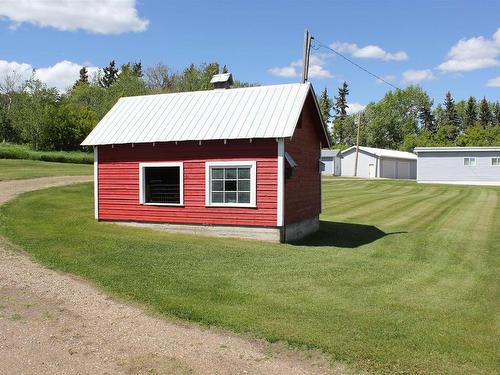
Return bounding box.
[292,221,407,248]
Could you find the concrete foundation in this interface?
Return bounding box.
[107,221,281,242]
[105,215,320,243]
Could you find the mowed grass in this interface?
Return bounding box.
[0,159,92,180]
[1,179,499,374]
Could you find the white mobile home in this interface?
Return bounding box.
[340,146,417,179]
[320,149,342,175]
[414,147,500,186]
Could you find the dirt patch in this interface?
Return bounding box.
[0,176,341,375]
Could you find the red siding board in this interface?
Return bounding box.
[284,93,322,224]
[98,139,279,227]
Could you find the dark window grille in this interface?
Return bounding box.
[211,167,251,204]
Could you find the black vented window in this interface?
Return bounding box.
[144,167,181,204]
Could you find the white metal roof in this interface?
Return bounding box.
[414,146,500,153]
[321,149,341,157]
[82,82,325,146]
[341,146,417,160]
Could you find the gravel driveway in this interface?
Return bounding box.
[0,176,337,375]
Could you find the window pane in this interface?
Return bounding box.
[212,168,223,179]
[470,158,476,166]
[145,167,180,204]
[464,158,469,166]
[238,192,250,203]
[225,168,237,179]
[238,168,250,179]
[212,180,223,191]
[238,180,250,191]
[212,192,223,203]
[225,192,237,203]
[225,180,237,191]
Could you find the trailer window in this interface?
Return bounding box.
[492,157,500,166]
[464,157,476,167]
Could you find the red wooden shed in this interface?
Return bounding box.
[82,78,329,242]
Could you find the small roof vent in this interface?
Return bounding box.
[210,73,233,89]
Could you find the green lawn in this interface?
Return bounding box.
[1,179,498,374]
[0,159,92,180]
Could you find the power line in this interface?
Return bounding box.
[311,39,401,90]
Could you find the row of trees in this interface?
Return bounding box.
[0,61,252,151]
[1,59,498,152]
[318,82,500,150]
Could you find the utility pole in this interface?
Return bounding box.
[302,30,313,83]
[353,113,362,177]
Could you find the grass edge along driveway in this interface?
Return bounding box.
[0,159,92,181]
[1,179,498,374]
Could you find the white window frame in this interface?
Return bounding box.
[464,157,476,167]
[205,161,257,208]
[139,162,184,206]
[492,157,500,166]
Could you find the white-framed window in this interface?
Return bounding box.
[492,157,500,166]
[205,161,256,207]
[139,162,184,206]
[464,157,476,167]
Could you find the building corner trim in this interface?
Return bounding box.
[277,139,284,227]
[94,146,99,220]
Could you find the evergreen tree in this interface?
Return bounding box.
[132,62,143,78]
[331,82,350,145]
[333,81,349,117]
[77,67,89,84]
[221,65,229,74]
[318,87,333,141]
[100,60,119,88]
[444,92,460,126]
[318,87,332,123]
[479,97,492,126]
[493,102,500,126]
[418,101,435,133]
[443,91,460,139]
[464,96,477,128]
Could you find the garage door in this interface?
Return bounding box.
[381,160,396,178]
[398,161,410,179]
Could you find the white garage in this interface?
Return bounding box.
[320,149,342,176]
[340,146,417,179]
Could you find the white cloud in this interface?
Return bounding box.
[346,102,366,115]
[486,75,500,87]
[402,69,435,84]
[438,28,500,72]
[0,0,149,34]
[268,66,297,78]
[330,42,408,61]
[35,61,100,91]
[0,59,99,92]
[268,55,332,79]
[0,60,33,83]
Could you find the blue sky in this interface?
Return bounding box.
[0,0,499,112]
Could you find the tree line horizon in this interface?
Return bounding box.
[318,82,499,150]
[0,60,498,152]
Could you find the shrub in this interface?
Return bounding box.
[0,143,93,164]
